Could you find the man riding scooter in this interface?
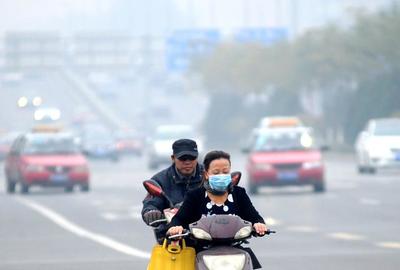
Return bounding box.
[141,139,204,243]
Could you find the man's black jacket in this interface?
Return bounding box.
[141,163,204,220]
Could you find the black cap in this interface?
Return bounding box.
[172,139,198,158]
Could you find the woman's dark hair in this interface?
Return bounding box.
[202,150,232,193]
[203,150,231,171]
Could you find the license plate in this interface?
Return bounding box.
[277,171,298,181]
[50,174,68,182]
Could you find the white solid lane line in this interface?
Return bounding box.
[15,197,150,259]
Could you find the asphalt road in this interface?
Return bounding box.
[0,151,399,270]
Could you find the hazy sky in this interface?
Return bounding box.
[0,0,395,38]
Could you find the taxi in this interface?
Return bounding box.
[4,131,90,193]
[243,126,326,194]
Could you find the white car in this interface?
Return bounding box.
[147,124,204,170]
[355,118,400,174]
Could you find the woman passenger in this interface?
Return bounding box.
[167,150,267,269]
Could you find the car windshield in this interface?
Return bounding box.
[253,130,314,151]
[373,121,400,136]
[23,136,80,154]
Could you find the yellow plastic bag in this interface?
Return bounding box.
[147,239,195,270]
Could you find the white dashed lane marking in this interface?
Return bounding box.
[327,232,366,241]
[376,242,400,249]
[286,226,319,233]
[359,198,381,206]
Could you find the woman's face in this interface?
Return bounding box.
[205,158,231,180]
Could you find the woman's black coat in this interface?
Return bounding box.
[169,186,265,228]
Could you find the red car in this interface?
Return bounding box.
[4,132,90,193]
[243,127,326,194]
[114,129,144,156]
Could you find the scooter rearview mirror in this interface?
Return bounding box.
[231,171,241,186]
[143,179,163,197]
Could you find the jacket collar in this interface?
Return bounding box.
[172,163,203,185]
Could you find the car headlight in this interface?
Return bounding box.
[191,228,212,240]
[32,96,42,107]
[203,254,246,270]
[300,133,313,148]
[25,164,46,172]
[17,96,29,108]
[302,161,322,169]
[234,226,252,239]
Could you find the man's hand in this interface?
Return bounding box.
[143,210,164,226]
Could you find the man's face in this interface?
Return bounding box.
[173,155,198,176]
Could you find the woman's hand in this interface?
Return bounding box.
[253,223,267,235]
[167,226,184,236]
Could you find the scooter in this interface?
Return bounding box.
[189,214,275,269]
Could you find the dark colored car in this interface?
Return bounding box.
[80,124,119,162]
[243,127,326,194]
[4,132,90,193]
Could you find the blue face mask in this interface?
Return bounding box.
[208,174,232,192]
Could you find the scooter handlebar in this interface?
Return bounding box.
[167,229,190,240]
[252,229,276,237]
[148,218,168,227]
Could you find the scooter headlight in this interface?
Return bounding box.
[203,254,246,270]
[234,226,252,239]
[191,228,212,240]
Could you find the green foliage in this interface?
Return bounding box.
[192,5,400,145]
